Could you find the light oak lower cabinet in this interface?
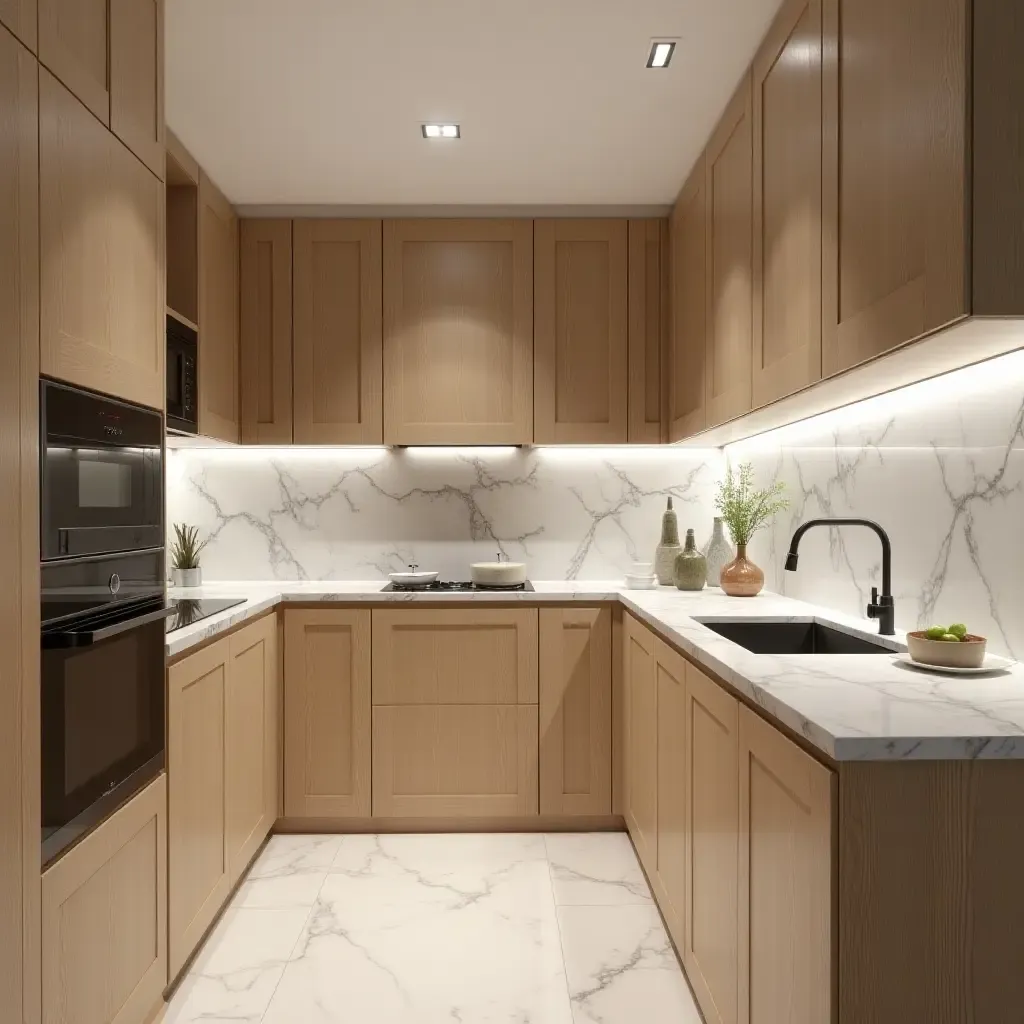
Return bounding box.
[42,775,166,1024]
[283,608,371,818]
[539,606,611,815]
[623,614,658,876]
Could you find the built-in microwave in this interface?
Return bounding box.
[166,314,198,434]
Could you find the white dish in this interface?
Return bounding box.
[388,570,439,587]
[896,653,1013,676]
[624,573,658,591]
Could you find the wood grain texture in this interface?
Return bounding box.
[738,705,832,1024]
[166,184,198,326]
[752,0,823,408]
[371,607,539,705]
[110,0,164,179]
[240,219,293,443]
[668,157,708,441]
[168,639,230,979]
[165,128,198,186]
[198,171,239,440]
[372,704,539,818]
[622,614,658,878]
[38,0,108,123]
[822,0,967,375]
[610,605,625,816]
[293,219,382,443]
[383,218,533,444]
[627,219,667,442]
[538,607,611,816]
[837,760,1024,1024]
[283,609,371,818]
[705,75,754,429]
[41,776,166,1024]
[534,219,628,443]
[0,0,35,52]
[40,70,165,410]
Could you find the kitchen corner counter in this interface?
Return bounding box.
[166,581,1024,762]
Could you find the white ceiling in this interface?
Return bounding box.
[166,0,782,207]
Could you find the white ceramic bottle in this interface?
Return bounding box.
[703,516,734,588]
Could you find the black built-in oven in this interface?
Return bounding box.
[166,314,198,434]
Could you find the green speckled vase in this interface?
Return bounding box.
[674,529,707,591]
[654,497,682,585]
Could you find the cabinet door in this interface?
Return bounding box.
[283,609,371,818]
[240,219,293,443]
[539,606,612,816]
[383,218,533,444]
[39,0,108,123]
[199,170,240,441]
[623,615,658,876]
[534,219,628,443]
[226,615,278,883]
[705,75,754,429]
[293,219,382,443]
[168,638,230,979]
[738,706,832,1024]
[42,776,166,1024]
[0,0,35,52]
[39,71,164,410]
[684,665,740,1024]
[668,157,708,441]
[628,218,667,443]
[110,0,164,179]
[752,0,823,407]
[822,0,967,375]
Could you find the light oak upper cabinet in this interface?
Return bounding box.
[0,0,35,52]
[199,171,240,441]
[40,70,164,410]
[383,219,533,445]
[738,705,832,1024]
[668,157,708,441]
[628,219,668,443]
[534,219,628,443]
[42,776,166,1024]
[751,0,824,408]
[705,76,754,429]
[293,219,382,444]
[39,0,108,123]
[539,606,612,816]
[240,219,293,443]
[623,614,658,876]
[821,0,967,375]
[284,609,371,818]
[110,0,164,179]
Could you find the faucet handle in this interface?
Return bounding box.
[408,563,419,572]
[867,586,880,619]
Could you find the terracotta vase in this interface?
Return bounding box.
[719,543,764,597]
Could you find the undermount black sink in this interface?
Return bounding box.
[696,619,899,655]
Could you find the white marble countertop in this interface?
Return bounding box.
[167,580,1024,762]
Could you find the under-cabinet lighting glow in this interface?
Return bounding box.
[647,41,676,68]
[167,445,389,462]
[400,446,520,458]
[422,123,460,139]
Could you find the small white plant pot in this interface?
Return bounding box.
[172,567,202,588]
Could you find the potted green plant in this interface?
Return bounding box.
[170,523,209,588]
[715,463,789,597]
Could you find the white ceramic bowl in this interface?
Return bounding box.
[907,631,987,669]
[388,570,440,587]
[470,561,527,587]
[624,573,658,591]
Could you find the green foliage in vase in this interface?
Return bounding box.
[715,463,789,548]
[170,523,209,570]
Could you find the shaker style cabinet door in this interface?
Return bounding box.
[627,218,668,443]
[623,614,658,877]
[38,0,109,123]
[0,0,35,52]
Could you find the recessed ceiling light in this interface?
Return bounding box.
[422,123,460,139]
[647,40,676,68]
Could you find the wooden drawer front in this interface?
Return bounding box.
[42,775,166,1024]
[372,704,539,818]
[371,608,539,705]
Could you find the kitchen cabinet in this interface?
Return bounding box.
[283,609,371,818]
[39,69,164,410]
[538,606,612,816]
[534,219,628,443]
[738,704,832,1024]
[166,130,199,327]
[293,219,382,444]
[39,0,108,123]
[198,170,239,441]
[110,0,164,180]
[668,157,708,441]
[751,0,823,408]
[41,775,166,1024]
[0,0,34,51]
[623,613,658,876]
[240,219,293,443]
[705,76,753,429]
[628,218,668,443]
[383,218,533,445]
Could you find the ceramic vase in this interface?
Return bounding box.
[172,567,202,588]
[653,497,682,585]
[719,543,764,597]
[703,517,734,587]
[674,529,707,591]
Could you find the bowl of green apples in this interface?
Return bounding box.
[907,623,987,669]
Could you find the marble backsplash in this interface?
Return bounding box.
[166,446,723,582]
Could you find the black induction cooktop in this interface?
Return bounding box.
[166,597,247,632]
[382,580,535,593]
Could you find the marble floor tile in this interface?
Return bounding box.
[232,833,340,909]
[544,832,653,906]
[557,904,703,1024]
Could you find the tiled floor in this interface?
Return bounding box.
[165,831,703,1024]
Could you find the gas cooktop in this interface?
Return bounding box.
[383,580,535,593]
[166,597,247,632]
